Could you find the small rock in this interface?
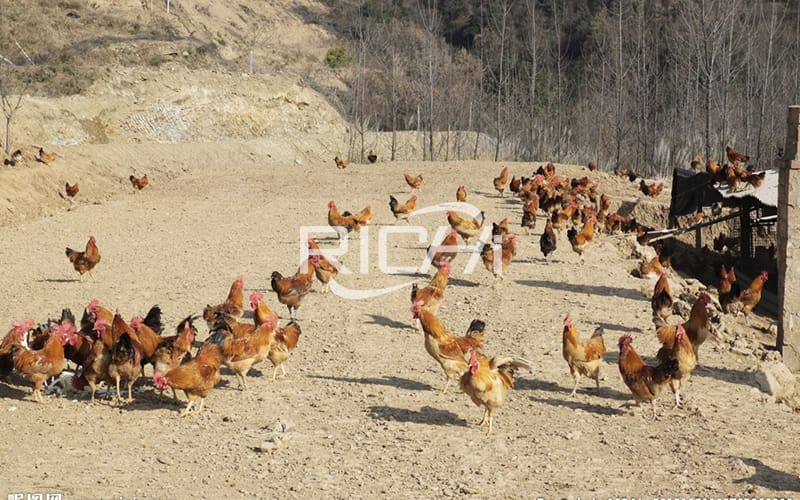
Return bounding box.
[755,361,798,402]
[565,430,582,441]
[157,456,173,465]
[8,406,16,412]
[256,440,278,453]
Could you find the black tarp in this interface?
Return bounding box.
[668,168,723,227]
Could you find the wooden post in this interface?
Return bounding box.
[777,105,800,370]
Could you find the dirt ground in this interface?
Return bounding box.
[0,144,797,499]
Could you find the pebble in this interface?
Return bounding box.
[157,456,173,465]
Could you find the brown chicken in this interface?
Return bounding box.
[587,160,597,171]
[690,154,702,171]
[726,145,749,165]
[412,302,485,394]
[683,292,712,360]
[719,264,742,314]
[81,299,114,343]
[640,179,665,197]
[153,332,226,416]
[480,233,516,282]
[213,313,278,390]
[428,228,459,269]
[128,306,165,367]
[0,319,35,380]
[741,170,766,190]
[724,164,741,192]
[636,256,665,279]
[447,210,484,243]
[520,198,538,234]
[706,157,724,183]
[334,156,351,169]
[353,204,373,226]
[107,329,144,404]
[493,166,510,196]
[567,215,596,264]
[738,271,768,324]
[456,185,467,202]
[656,323,697,407]
[72,317,115,402]
[4,322,76,402]
[150,315,197,400]
[651,271,673,321]
[562,315,606,396]
[508,176,521,194]
[65,235,101,282]
[307,236,339,294]
[617,334,679,419]
[328,200,362,237]
[460,348,533,435]
[367,150,377,164]
[129,174,149,190]
[389,194,417,223]
[203,276,245,328]
[410,260,451,316]
[38,147,57,164]
[403,172,423,191]
[268,320,302,381]
[65,182,79,198]
[271,259,314,320]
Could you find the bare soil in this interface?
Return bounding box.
[0,144,797,499]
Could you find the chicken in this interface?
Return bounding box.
[4,322,76,402]
[447,210,484,243]
[656,323,697,407]
[456,185,467,202]
[334,156,351,169]
[508,176,521,194]
[738,270,768,324]
[353,204,373,227]
[614,168,629,177]
[460,348,533,435]
[248,292,275,327]
[213,312,278,389]
[367,150,377,163]
[412,302,485,394]
[72,317,114,403]
[107,330,144,404]
[726,145,749,165]
[520,198,538,234]
[65,235,101,282]
[567,215,596,264]
[617,334,680,419]
[719,264,742,314]
[81,299,114,343]
[328,200,361,237]
[480,233,516,282]
[639,179,665,197]
[706,158,724,183]
[493,166,510,196]
[38,147,57,164]
[403,172,423,191]
[307,236,339,294]
[428,228,459,269]
[741,170,766,190]
[65,182,79,198]
[627,169,640,182]
[129,306,165,367]
[724,164,741,192]
[153,332,226,416]
[0,319,36,381]
[561,315,606,396]
[410,260,451,315]
[129,174,149,190]
[150,315,197,400]
[203,276,245,328]
[683,292,712,360]
[587,160,597,171]
[271,259,315,320]
[690,154,702,171]
[651,271,673,321]
[268,320,302,381]
[636,256,665,279]
[389,194,417,223]
[540,218,557,258]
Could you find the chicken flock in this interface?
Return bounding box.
[0,151,772,434]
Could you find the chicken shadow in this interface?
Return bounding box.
[515,279,647,301]
[0,380,33,400]
[37,278,80,283]
[517,377,631,404]
[730,456,800,492]
[364,314,412,331]
[692,364,757,388]
[528,395,625,416]
[367,405,467,427]
[308,374,433,392]
[447,277,481,288]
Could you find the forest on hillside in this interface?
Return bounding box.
[321,0,800,175]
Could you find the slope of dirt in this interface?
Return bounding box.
[0,145,796,499]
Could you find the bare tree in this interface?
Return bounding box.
[0,69,27,155]
[416,0,440,161]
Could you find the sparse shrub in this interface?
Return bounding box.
[325,46,351,68]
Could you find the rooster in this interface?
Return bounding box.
[460,348,533,435]
[403,172,423,191]
[410,260,451,318]
[389,194,417,223]
[412,302,484,394]
[328,200,362,238]
[561,315,605,396]
[65,235,101,282]
[617,334,679,419]
[656,323,697,407]
[493,166,510,196]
